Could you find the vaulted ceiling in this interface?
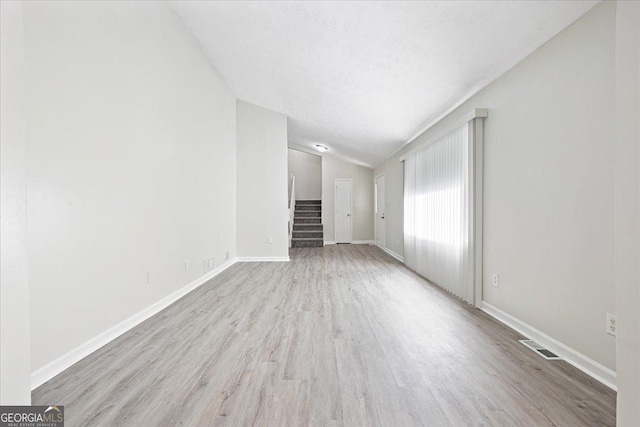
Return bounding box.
[170,1,598,168]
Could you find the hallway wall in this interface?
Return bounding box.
[322,156,374,243]
[0,0,31,405]
[288,149,321,200]
[237,101,289,260]
[375,2,617,374]
[24,1,238,374]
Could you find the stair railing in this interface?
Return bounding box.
[288,175,296,248]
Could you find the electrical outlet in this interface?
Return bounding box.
[185,260,190,271]
[224,251,229,261]
[492,273,499,287]
[203,257,215,273]
[268,237,273,244]
[146,271,152,284]
[606,313,616,336]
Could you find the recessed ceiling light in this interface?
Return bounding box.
[315,144,329,152]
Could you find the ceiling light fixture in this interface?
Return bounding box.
[315,144,329,152]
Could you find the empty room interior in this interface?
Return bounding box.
[1,1,640,426]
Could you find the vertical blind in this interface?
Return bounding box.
[404,122,473,302]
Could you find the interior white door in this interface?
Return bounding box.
[335,179,352,243]
[375,174,385,248]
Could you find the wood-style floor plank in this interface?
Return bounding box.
[33,245,616,426]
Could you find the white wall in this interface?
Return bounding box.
[375,2,616,371]
[322,156,374,243]
[237,101,289,260]
[24,1,237,372]
[288,149,321,200]
[0,0,31,404]
[614,1,640,424]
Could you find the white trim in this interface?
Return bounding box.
[403,108,489,153]
[472,118,485,308]
[324,241,337,245]
[287,144,322,158]
[399,108,488,162]
[480,301,617,391]
[236,256,290,262]
[381,246,404,262]
[31,258,239,390]
[374,173,385,248]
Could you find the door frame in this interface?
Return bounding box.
[374,173,385,249]
[334,178,353,243]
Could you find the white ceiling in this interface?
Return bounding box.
[170,1,598,168]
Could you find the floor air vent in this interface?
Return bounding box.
[519,340,561,360]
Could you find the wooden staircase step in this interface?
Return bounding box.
[293,224,323,231]
[290,199,323,248]
[295,204,322,211]
[294,217,321,224]
[295,210,321,217]
[293,230,323,238]
[291,238,324,248]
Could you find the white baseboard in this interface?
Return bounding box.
[480,301,617,390]
[236,256,290,262]
[381,246,404,262]
[324,241,336,245]
[31,258,238,390]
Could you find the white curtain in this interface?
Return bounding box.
[404,122,473,302]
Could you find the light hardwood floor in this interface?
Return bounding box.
[33,245,616,426]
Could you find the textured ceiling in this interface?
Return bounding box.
[170,1,598,168]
